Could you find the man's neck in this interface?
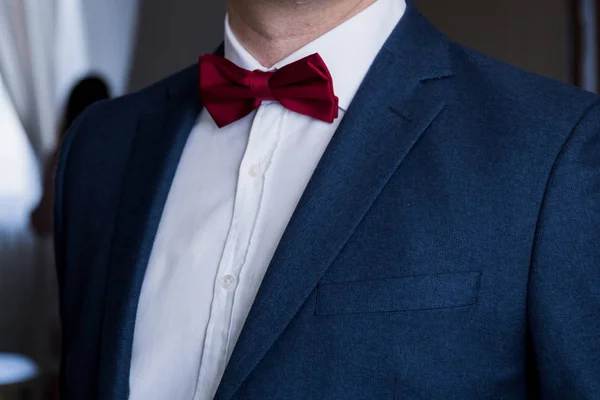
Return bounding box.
[226,0,377,67]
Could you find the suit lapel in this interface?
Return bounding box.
[97,68,202,400]
[215,3,454,399]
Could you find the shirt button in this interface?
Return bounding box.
[220,275,237,291]
[248,164,260,178]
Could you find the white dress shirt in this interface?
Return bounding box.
[129,0,406,398]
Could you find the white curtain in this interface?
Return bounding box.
[0,73,40,355]
[0,0,140,179]
[0,0,139,375]
[0,0,57,157]
[0,0,57,366]
[55,0,139,109]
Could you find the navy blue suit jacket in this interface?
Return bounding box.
[55,3,600,399]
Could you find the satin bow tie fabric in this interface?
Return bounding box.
[198,53,339,128]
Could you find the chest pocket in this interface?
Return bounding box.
[315,271,481,316]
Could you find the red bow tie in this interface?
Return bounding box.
[198,53,339,128]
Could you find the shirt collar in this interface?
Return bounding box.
[224,0,406,112]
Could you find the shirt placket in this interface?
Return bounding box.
[194,105,282,399]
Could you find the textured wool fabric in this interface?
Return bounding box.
[55,2,600,399]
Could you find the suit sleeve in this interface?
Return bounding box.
[53,104,98,398]
[528,100,600,398]
[54,112,83,295]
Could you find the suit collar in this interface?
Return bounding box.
[383,0,453,83]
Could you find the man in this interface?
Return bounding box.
[54,0,600,398]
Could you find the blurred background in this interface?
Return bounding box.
[0,0,596,398]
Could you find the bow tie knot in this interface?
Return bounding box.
[247,70,275,101]
[199,53,339,128]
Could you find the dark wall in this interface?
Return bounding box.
[416,0,570,84]
[128,1,225,91]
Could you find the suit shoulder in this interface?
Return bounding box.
[73,63,197,134]
[447,41,600,127]
[58,63,198,202]
[64,63,198,160]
